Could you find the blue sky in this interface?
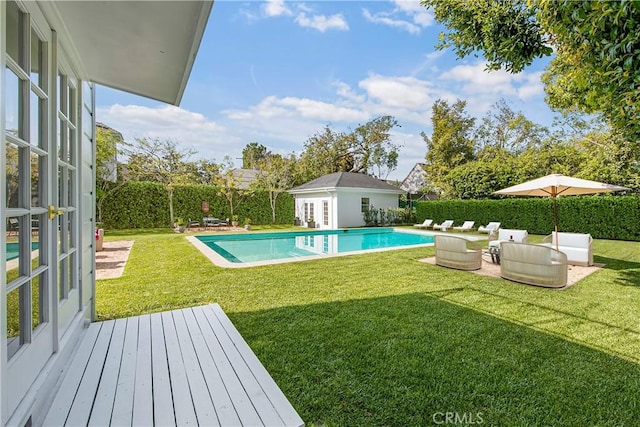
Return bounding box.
[96,0,556,181]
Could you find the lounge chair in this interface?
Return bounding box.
[413,219,433,229]
[453,221,475,232]
[433,220,454,231]
[500,241,567,288]
[8,217,19,236]
[434,235,482,271]
[478,222,500,234]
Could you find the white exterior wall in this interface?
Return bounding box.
[292,189,401,229]
[293,194,335,229]
[335,189,400,228]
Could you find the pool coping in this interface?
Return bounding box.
[187,228,487,268]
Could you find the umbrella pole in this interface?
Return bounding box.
[553,193,559,251]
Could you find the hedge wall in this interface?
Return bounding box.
[100,181,294,229]
[415,195,640,241]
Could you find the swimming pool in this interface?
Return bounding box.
[5,242,39,261]
[190,228,435,268]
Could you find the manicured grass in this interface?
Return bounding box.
[97,229,640,426]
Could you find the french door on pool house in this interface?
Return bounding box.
[3,0,85,417]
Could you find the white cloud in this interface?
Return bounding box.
[262,0,292,17]
[96,104,235,161]
[362,9,421,35]
[359,74,443,110]
[225,95,368,123]
[362,1,434,34]
[333,81,366,104]
[517,72,545,99]
[295,12,349,32]
[253,2,349,32]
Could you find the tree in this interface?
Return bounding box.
[192,159,221,185]
[254,154,296,223]
[420,0,640,142]
[125,138,195,225]
[298,116,400,181]
[242,142,269,169]
[422,99,476,193]
[349,115,400,178]
[298,126,353,181]
[213,156,249,219]
[476,99,548,156]
[95,124,130,223]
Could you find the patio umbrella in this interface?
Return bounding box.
[493,174,630,250]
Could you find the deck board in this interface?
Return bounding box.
[110,317,139,426]
[41,304,304,426]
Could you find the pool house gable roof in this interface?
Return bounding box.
[41,0,213,105]
[289,172,404,194]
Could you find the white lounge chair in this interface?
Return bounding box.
[433,220,454,231]
[453,221,475,232]
[413,219,433,229]
[478,222,501,234]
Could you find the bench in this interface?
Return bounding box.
[540,232,593,266]
[500,242,567,288]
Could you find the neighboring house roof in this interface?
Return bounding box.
[289,172,404,194]
[400,163,430,194]
[231,168,260,190]
[40,1,213,105]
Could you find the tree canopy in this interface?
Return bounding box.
[421,0,640,142]
[422,98,639,199]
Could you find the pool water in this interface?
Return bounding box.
[196,228,434,264]
[5,242,39,261]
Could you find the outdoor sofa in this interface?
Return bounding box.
[540,232,593,266]
[500,241,568,288]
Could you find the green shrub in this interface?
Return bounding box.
[415,195,640,240]
[100,182,295,229]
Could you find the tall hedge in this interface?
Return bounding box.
[100,181,294,229]
[415,195,640,241]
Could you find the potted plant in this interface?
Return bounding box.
[307,217,315,228]
[175,217,186,233]
[244,218,252,231]
[293,216,301,226]
[231,215,239,227]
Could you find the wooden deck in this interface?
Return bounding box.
[43,304,304,426]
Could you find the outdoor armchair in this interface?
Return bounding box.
[434,235,482,271]
[488,229,528,250]
[500,242,568,288]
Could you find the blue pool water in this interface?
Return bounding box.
[5,242,39,261]
[196,228,434,264]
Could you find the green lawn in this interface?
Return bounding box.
[97,228,640,426]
